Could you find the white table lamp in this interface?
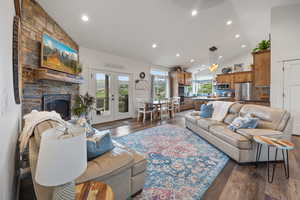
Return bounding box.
[35,126,87,200]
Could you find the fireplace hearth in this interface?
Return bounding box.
[42,94,71,120]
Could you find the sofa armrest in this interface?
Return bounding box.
[190,111,200,116]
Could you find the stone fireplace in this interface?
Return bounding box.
[42,94,71,120]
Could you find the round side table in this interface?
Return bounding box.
[254,136,294,183]
[76,181,114,200]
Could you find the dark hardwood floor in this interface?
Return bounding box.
[94,111,300,200]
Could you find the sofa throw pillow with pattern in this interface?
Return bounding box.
[228,114,258,131]
[200,103,214,118]
[86,129,114,160]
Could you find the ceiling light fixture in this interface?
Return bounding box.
[235,34,240,38]
[226,20,233,25]
[190,59,195,63]
[81,14,89,22]
[152,43,158,48]
[191,10,198,17]
[218,56,223,59]
[176,53,180,57]
[241,44,247,48]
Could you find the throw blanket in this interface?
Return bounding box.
[19,110,66,153]
[210,101,235,121]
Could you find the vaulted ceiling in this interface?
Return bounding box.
[37,0,299,68]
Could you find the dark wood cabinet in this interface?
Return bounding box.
[253,50,270,87]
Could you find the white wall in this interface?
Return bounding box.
[0,1,21,199]
[79,47,152,118]
[222,52,253,68]
[271,4,300,108]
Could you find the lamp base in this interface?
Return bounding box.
[52,181,75,200]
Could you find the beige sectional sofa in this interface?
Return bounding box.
[185,103,292,163]
[29,120,147,200]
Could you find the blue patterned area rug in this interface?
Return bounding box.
[114,124,229,200]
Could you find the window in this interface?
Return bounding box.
[151,69,169,101]
[192,80,213,96]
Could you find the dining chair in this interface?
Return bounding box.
[137,100,155,123]
[159,102,170,120]
[172,97,181,113]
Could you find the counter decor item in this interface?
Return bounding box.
[35,126,87,200]
[222,67,232,74]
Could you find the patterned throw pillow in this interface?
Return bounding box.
[86,130,114,160]
[228,114,258,131]
[200,104,214,118]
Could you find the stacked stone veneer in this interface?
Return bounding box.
[21,0,79,116]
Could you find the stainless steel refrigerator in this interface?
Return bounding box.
[235,82,253,100]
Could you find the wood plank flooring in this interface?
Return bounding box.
[94,111,300,200]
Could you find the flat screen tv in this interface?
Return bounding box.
[41,34,78,75]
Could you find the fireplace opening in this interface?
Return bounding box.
[42,94,71,120]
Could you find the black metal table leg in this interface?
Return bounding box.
[282,149,290,179]
[267,147,278,183]
[255,143,262,167]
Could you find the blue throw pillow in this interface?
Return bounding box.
[200,104,214,118]
[86,129,114,160]
[228,115,258,131]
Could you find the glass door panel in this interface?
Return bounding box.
[118,75,129,113]
[95,73,111,115]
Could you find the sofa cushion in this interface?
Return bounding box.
[209,125,252,149]
[223,113,238,125]
[228,103,243,114]
[200,104,214,118]
[236,129,285,140]
[239,105,290,131]
[197,118,222,131]
[76,145,134,184]
[185,113,201,124]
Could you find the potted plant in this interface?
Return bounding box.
[252,40,271,53]
[72,93,95,121]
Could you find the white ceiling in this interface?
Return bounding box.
[37,0,299,69]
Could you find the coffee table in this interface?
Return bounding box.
[76,181,114,200]
[254,136,294,183]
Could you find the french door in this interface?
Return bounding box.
[283,60,300,136]
[90,69,133,124]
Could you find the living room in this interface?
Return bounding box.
[1,0,300,200]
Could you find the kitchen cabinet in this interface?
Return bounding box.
[234,71,253,83]
[184,72,192,86]
[216,74,235,89]
[216,71,253,89]
[253,50,270,87]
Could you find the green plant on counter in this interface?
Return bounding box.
[252,40,271,53]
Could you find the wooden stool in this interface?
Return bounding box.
[76,181,114,200]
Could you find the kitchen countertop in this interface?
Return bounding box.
[191,96,270,103]
[192,96,233,101]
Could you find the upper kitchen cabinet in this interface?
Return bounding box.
[171,71,192,86]
[184,72,192,86]
[253,50,270,87]
[234,71,253,83]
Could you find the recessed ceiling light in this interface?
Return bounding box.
[152,43,158,48]
[176,53,180,57]
[191,10,198,17]
[81,15,89,22]
[235,34,240,38]
[190,59,195,63]
[219,56,223,59]
[241,44,247,48]
[226,20,233,25]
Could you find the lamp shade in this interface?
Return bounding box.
[35,126,87,186]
